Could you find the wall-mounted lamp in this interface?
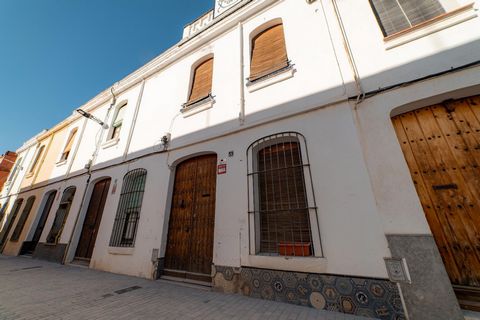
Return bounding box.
[76,109,109,129]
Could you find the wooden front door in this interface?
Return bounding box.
[164,154,217,282]
[392,95,480,310]
[75,178,111,260]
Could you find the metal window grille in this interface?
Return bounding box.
[10,196,36,242]
[0,198,23,247]
[247,132,319,257]
[369,0,445,36]
[109,169,147,247]
[46,187,76,244]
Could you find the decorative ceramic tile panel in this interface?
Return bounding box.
[214,266,405,320]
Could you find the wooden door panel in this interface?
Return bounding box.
[75,179,110,260]
[392,96,480,289]
[165,154,216,277]
[190,155,216,275]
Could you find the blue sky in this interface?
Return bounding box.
[0,0,212,152]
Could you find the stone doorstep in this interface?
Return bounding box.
[464,310,480,320]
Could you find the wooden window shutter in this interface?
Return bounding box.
[61,129,77,161]
[370,0,445,36]
[188,58,214,104]
[250,24,288,81]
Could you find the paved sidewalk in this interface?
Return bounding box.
[0,255,374,320]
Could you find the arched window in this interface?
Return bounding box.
[249,23,289,82]
[10,196,36,242]
[60,128,78,162]
[187,57,214,105]
[109,103,127,140]
[109,169,147,247]
[46,187,76,244]
[0,198,23,247]
[247,132,321,257]
[29,145,45,174]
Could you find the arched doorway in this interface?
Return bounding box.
[21,190,57,255]
[164,154,217,283]
[75,178,111,261]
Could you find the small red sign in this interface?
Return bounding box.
[217,164,227,175]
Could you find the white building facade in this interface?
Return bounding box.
[1,1,479,319]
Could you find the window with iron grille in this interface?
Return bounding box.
[247,132,321,257]
[109,169,147,247]
[46,187,76,244]
[10,196,35,242]
[369,0,446,36]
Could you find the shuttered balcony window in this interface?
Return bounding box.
[249,24,289,82]
[60,129,77,162]
[247,132,321,257]
[10,196,35,242]
[370,0,446,36]
[29,145,45,174]
[186,58,214,106]
[46,187,76,244]
[109,169,147,247]
[109,104,126,140]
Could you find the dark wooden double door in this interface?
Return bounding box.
[75,178,110,261]
[392,95,480,310]
[164,155,217,282]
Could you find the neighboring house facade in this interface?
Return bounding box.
[0,151,17,192]
[0,0,479,319]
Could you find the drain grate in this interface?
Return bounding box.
[10,266,43,272]
[114,286,142,295]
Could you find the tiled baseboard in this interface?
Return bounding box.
[213,265,405,320]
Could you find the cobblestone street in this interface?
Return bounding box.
[0,255,373,320]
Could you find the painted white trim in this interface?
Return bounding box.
[55,160,67,167]
[385,4,477,50]
[244,255,328,273]
[246,67,295,93]
[181,99,215,118]
[101,138,120,150]
[108,247,135,255]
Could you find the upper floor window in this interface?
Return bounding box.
[109,103,127,141]
[370,0,446,36]
[29,145,45,174]
[10,196,35,242]
[109,169,147,247]
[7,157,22,182]
[59,128,78,162]
[247,132,321,257]
[249,23,289,82]
[46,186,76,244]
[186,57,214,106]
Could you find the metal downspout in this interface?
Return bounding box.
[62,87,116,264]
[123,80,146,161]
